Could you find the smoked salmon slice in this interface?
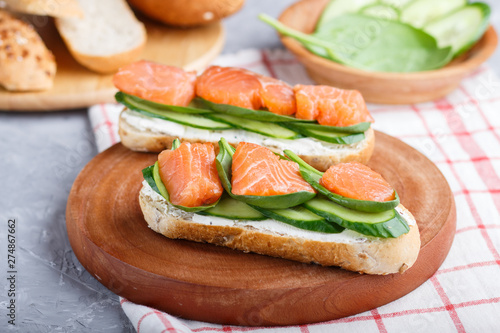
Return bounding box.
[294,85,374,126]
[158,142,223,207]
[196,66,296,115]
[231,142,315,196]
[319,162,395,202]
[113,60,196,106]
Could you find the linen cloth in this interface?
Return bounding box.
[88,48,500,333]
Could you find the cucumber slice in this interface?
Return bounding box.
[251,205,345,233]
[360,4,400,21]
[198,98,312,123]
[206,113,302,140]
[285,150,400,213]
[380,0,413,9]
[198,195,267,220]
[132,109,233,131]
[316,0,378,29]
[142,165,161,195]
[400,0,466,28]
[304,197,410,238]
[216,138,316,209]
[424,3,491,57]
[116,92,212,114]
[281,121,371,134]
[281,123,365,144]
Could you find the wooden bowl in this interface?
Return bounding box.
[278,0,498,104]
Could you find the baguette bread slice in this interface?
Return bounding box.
[54,0,146,74]
[3,0,83,18]
[0,10,56,91]
[119,109,376,171]
[139,182,421,275]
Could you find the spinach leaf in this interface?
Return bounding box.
[259,13,452,72]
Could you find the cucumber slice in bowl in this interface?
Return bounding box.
[216,138,316,209]
[400,0,466,28]
[360,3,400,21]
[316,0,378,28]
[424,2,491,57]
[304,197,410,238]
[285,150,400,213]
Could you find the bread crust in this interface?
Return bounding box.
[4,0,83,18]
[118,111,376,171]
[139,184,421,275]
[128,0,244,27]
[0,10,56,91]
[56,35,146,74]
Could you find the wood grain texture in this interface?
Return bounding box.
[66,132,456,326]
[0,16,224,111]
[278,0,498,105]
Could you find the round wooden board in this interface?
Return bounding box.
[0,16,224,111]
[66,132,456,326]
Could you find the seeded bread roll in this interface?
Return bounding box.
[3,0,83,18]
[0,10,56,91]
[139,182,421,275]
[118,108,375,171]
[54,0,146,74]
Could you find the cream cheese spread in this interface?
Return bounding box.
[141,182,415,245]
[122,109,368,156]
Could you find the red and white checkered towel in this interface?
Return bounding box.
[89,49,500,333]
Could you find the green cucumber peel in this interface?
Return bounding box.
[280,122,366,144]
[116,92,212,114]
[259,13,453,72]
[117,92,232,130]
[216,138,316,209]
[304,197,409,238]
[424,2,491,57]
[250,205,345,233]
[206,113,302,140]
[142,165,161,195]
[125,108,233,131]
[284,150,400,213]
[282,121,371,134]
[198,98,313,123]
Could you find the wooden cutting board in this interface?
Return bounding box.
[66,131,456,326]
[0,16,224,111]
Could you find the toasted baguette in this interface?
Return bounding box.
[54,0,146,74]
[139,182,421,275]
[119,109,375,171]
[3,0,83,18]
[0,10,56,91]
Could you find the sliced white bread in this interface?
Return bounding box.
[55,0,146,74]
[3,0,83,18]
[118,108,375,171]
[0,10,56,91]
[139,182,421,275]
